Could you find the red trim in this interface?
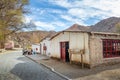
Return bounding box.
[103,39,120,58]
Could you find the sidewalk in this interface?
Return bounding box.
[26,54,120,80]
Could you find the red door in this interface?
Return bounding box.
[60,42,66,61]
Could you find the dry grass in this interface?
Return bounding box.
[74,69,120,80]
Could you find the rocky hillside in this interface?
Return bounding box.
[10,30,56,47]
[20,30,56,43]
[65,24,89,31]
[90,17,120,33]
[65,17,120,33]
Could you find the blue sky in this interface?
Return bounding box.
[24,0,120,31]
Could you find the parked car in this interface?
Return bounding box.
[22,48,33,55]
[27,49,32,55]
[22,49,28,55]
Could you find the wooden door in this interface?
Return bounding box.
[60,42,66,61]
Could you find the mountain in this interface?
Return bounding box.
[20,30,56,43]
[10,30,56,47]
[90,17,120,33]
[9,17,120,48]
[65,24,89,31]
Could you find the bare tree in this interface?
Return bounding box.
[0,0,29,48]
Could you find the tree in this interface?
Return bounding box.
[0,0,29,48]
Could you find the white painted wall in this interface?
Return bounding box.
[32,44,40,53]
[51,32,69,58]
[40,38,51,56]
[69,32,90,64]
[50,31,90,64]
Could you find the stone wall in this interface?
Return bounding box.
[89,34,120,68]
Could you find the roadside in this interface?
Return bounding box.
[0,49,66,80]
[0,48,22,54]
[0,49,6,53]
[26,54,120,80]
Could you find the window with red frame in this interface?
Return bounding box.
[103,39,120,58]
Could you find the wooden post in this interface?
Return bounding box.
[81,54,84,68]
[69,49,84,68]
[68,49,72,64]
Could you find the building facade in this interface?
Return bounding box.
[40,37,51,56]
[5,41,14,50]
[32,44,40,54]
[50,31,120,68]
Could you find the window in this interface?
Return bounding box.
[103,39,120,58]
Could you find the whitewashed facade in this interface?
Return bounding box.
[50,31,120,68]
[40,38,51,56]
[50,31,90,65]
[32,44,40,53]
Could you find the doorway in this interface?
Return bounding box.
[60,42,70,62]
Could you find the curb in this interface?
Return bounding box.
[25,55,72,80]
[40,63,72,80]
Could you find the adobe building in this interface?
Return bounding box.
[49,24,120,68]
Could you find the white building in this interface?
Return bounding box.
[50,30,89,64]
[40,37,51,56]
[40,31,56,56]
[50,24,120,68]
[50,30,120,68]
[32,44,40,54]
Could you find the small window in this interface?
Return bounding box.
[103,39,120,58]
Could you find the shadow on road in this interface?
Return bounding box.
[10,55,120,80]
[10,57,35,80]
[10,56,66,80]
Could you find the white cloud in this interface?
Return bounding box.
[82,0,120,17]
[50,0,120,20]
[34,21,56,30]
[51,21,66,27]
[50,9,63,14]
[23,16,32,23]
[50,0,72,8]
[61,15,86,25]
[68,8,88,20]
[26,0,120,31]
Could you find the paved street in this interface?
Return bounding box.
[27,54,120,80]
[0,50,67,80]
